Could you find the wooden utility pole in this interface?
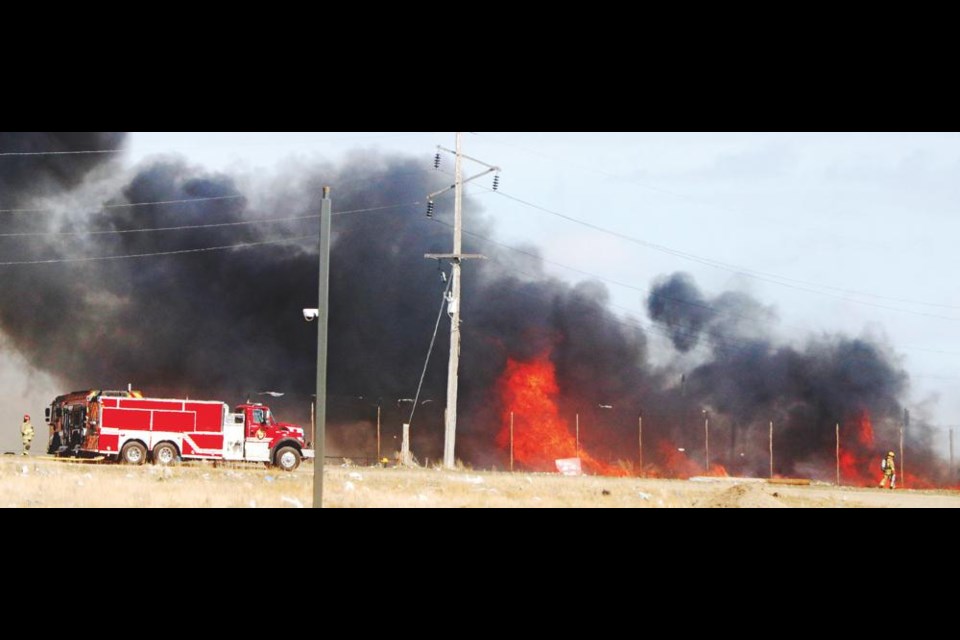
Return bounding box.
[424,133,499,470]
[313,186,332,508]
[401,423,412,466]
[310,401,315,448]
[443,131,464,471]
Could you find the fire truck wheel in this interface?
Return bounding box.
[153,442,179,466]
[120,441,147,466]
[275,446,301,472]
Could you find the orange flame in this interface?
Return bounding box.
[838,410,879,486]
[837,410,944,489]
[495,353,627,476]
[641,441,728,479]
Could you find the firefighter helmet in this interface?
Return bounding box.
[23,414,29,421]
[887,451,895,457]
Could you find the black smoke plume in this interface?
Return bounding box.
[0,133,126,207]
[643,272,947,483]
[0,133,951,483]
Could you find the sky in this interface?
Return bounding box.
[4,132,959,456]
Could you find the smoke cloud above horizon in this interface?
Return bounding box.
[0,132,950,484]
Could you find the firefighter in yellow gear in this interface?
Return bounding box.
[878,450,896,489]
[20,414,34,456]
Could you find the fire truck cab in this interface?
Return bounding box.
[45,390,313,471]
[226,403,311,470]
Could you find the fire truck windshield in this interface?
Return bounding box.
[253,408,275,425]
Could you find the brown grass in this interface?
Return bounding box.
[0,456,311,508]
[4,457,960,508]
[321,466,960,508]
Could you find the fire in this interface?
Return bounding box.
[495,353,627,476]
[494,366,952,487]
[652,441,701,479]
[854,411,875,447]
[495,355,572,470]
[838,411,880,486]
[831,410,958,489]
[642,441,728,479]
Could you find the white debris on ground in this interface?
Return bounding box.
[281,496,304,508]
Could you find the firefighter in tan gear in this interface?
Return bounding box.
[20,414,34,456]
[879,450,896,489]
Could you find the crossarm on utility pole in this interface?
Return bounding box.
[436,145,501,171]
[424,253,487,262]
[426,168,497,202]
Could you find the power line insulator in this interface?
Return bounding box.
[433,153,441,170]
[426,200,435,218]
[492,174,500,191]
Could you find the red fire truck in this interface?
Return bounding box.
[45,389,313,471]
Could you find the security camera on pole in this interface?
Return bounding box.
[424,132,500,469]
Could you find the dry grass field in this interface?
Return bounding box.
[0,455,311,508]
[3,456,960,507]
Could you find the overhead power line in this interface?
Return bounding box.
[0,194,246,214]
[0,202,419,237]
[0,132,442,160]
[1,165,433,215]
[3,185,958,373]
[472,186,960,322]
[432,217,960,360]
[0,149,124,157]
[458,140,960,313]
[0,235,315,267]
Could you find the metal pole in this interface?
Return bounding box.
[510,411,514,472]
[902,409,909,489]
[638,415,643,477]
[310,401,315,448]
[950,429,954,477]
[768,420,773,478]
[442,132,464,470]
[314,186,332,508]
[376,404,381,462]
[576,412,580,460]
[899,425,904,489]
[704,413,710,471]
[835,423,840,486]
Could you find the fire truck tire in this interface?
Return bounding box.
[153,442,179,466]
[275,446,301,472]
[120,441,147,466]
